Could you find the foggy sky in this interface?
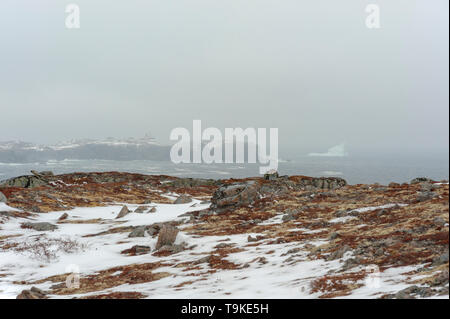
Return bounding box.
[0,0,448,155]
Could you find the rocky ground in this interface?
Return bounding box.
[0,171,448,299]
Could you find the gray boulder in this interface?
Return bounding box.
[263,170,279,181]
[128,226,147,238]
[211,182,260,212]
[155,225,179,250]
[115,205,131,219]
[134,206,148,213]
[173,195,192,204]
[22,222,58,231]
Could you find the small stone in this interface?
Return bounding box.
[173,195,192,204]
[257,257,268,264]
[247,235,265,242]
[128,226,147,238]
[134,206,148,214]
[121,245,151,256]
[327,245,351,261]
[194,256,211,264]
[157,244,185,254]
[148,207,157,213]
[58,213,69,221]
[115,205,130,219]
[394,289,415,299]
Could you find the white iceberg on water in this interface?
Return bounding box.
[308,143,348,157]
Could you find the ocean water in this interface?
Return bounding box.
[0,154,448,185]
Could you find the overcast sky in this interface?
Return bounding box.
[0,0,448,155]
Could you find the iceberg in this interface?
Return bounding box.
[308,143,348,157]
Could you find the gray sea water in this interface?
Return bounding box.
[0,153,448,185]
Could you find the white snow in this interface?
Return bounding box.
[0,199,442,299]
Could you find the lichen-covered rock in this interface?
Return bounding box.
[155,225,179,250]
[0,175,48,188]
[210,181,260,212]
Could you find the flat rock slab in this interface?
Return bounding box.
[21,222,58,231]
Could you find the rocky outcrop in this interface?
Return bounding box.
[166,178,218,188]
[210,175,347,212]
[289,176,347,190]
[210,181,260,213]
[0,175,48,188]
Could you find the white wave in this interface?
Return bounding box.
[308,143,348,157]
